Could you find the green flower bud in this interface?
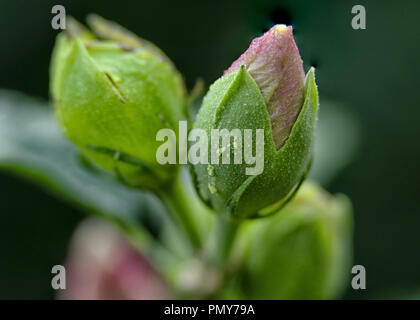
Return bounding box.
[241,182,353,299]
[192,25,318,218]
[50,15,186,188]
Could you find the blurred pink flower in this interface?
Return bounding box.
[60,219,169,300]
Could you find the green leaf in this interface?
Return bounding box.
[0,89,163,225]
[310,100,361,185]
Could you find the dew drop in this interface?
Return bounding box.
[207,165,215,176]
[208,182,217,194]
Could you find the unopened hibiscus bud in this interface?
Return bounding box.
[50,15,186,188]
[192,25,318,218]
[241,182,353,299]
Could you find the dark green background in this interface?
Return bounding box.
[0,0,419,299]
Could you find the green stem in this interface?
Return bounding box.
[111,217,185,291]
[158,169,203,250]
[121,222,180,274]
[210,215,240,266]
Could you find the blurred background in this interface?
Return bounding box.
[0,0,419,299]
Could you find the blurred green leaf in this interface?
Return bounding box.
[0,89,163,225]
[310,99,361,185]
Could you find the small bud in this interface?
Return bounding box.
[50,16,186,188]
[242,182,353,299]
[192,25,318,218]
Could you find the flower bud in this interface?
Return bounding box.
[50,16,186,188]
[192,25,318,218]
[241,182,353,299]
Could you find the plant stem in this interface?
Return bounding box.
[158,168,203,250]
[121,221,181,278]
[210,215,240,266]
